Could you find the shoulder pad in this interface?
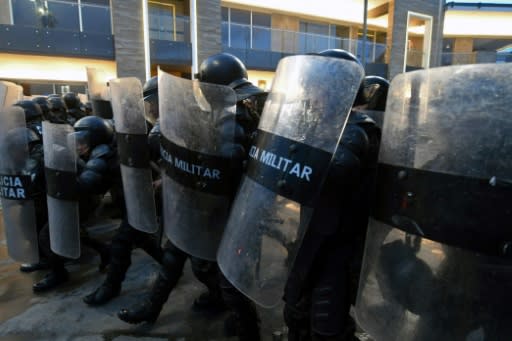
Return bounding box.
[90,144,112,159]
[339,123,370,158]
[84,157,108,174]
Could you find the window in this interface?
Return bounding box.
[357,29,387,63]
[81,0,111,34]
[221,7,271,51]
[11,0,111,34]
[299,21,329,53]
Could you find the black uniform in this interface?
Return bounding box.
[33,117,121,293]
[116,119,228,323]
[283,111,381,341]
[83,120,164,306]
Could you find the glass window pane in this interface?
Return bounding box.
[230,23,250,49]
[231,9,250,24]
[81,5,111,34]
[252,26,270,50]
[149,4,173,40]
[221,7,229,21]
[252,12,270,27]
[47,1,80,30]
[12,0,40,27]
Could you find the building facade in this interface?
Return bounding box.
[2,0,507,96]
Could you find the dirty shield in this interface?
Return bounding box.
[110,77,158,233]
[0,81,23,111]
[355,64,512,340]
[217,55,365,307]
[43,122,80,259]
[86,67,113,119]
[159,70,238,261]
[0,106,40,263]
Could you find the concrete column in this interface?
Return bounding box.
[196,0,222,66]
[111,0,145,81]
[388,0,445,80]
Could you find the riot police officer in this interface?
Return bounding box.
[32,96,51,121]
[117,54,266,336]
[63,92,86,125]
[82,76,164,306]
[282,49,388,341]
[47,96,69,124]
[2,104,49,273]
[33,116,120,292]
[13,100,43,138]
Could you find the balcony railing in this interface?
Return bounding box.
[223,22,387,63]
[1,0,113,58]
[442,52,512,65]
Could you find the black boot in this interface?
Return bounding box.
[117,244,186,324]
[190,258,226,313]
[20,259,50,273]
[33,268,69,293]
[117,272,176,324]
[220,275,261,341]
[83,281,121,306]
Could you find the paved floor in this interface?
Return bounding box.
[0,210,286,341]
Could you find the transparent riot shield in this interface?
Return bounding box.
[159,70,237,261]
[0,106,39,263]
[217,55,365,307]
[110,77,158,233]
[43,122,80,259]
[86,67,113,119]
[0,81,23,110]
[355,64,512,340]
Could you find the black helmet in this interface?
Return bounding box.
[317,49,363,68]
[13,100,43,123]
[363,76,390,111]
[63,92,81,110]
[1,127,40,169]
[143,76,159,124]
[198,53,265,100]
[198,53,248,87]
[32,96,50,118]
[73,116,114,150]
[47,93,60,99]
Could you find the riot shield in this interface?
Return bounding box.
[0,106,39,263]
[43,121,80,259]
[217,55,365,307]
[110,77,158,233]
[86,67,113,119]
[159,70,237,261]
[355,64,512,340]
[0,81,23,110]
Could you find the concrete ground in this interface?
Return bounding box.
[0,208,287,341]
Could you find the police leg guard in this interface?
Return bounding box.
[220,274,261,341]
[117,241,187,324]
[190,257,226,313]
[135,228,164,264]
[83,220,134,306]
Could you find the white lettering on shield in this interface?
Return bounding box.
[160,145,221,180]
[249,146,313,182]
[0,176,26,199]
